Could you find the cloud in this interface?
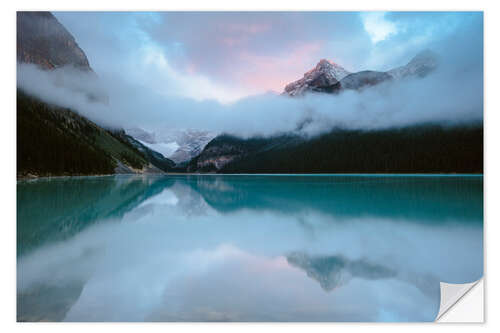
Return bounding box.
[360,12,397,43]
[52,12,248,103]
[363,12,482,70]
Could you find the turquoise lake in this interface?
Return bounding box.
[16,174,483,322]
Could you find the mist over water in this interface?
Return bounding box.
[17,175,483,322]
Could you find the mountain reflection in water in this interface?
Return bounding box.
[286,252,397,291]
[17,175,483,322]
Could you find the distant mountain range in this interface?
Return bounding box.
[17,11,174,177]
[126,127,217,164]
[283,50,438,96]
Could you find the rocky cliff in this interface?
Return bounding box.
[284,59,351,96]
[17,11,92,71]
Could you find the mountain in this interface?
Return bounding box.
[17,12,92,71]
[283,50,438,96]
[287,252,395,291]
[186,124,483,174]
[17,11,174,177]
[284,59,351,96]
[336,70,393,90]
[113,130,176,171]
[387,50,439,79]
[17,90,171,177]
[168,129,218,164]
[186,133,303,172]
[126,128,217,165]
[16,11,110,105]
[126,127,157,143]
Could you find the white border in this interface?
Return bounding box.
[1,0,497,331]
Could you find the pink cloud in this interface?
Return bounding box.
[226,23,271,34]
[236,41,326,92]
[145,12,369,96]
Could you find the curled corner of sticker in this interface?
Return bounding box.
[435,278,483,322]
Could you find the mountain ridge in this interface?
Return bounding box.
[17,11,92,71]
[187,124,483,174]
[283,50,438,96]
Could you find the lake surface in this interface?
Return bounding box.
[17,174,483,322]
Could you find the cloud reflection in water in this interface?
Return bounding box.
[17,175,483,321]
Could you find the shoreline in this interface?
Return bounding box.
[17,172,484,182]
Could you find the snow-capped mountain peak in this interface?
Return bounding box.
[284,59,351,96]
[314,59,351,80]
[126,127,217,164]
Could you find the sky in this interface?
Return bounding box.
[52,11,482,102]
[17,11,483,137]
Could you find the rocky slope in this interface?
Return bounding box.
[284,59,350,96]
[126,127,217,164]
[335,70,393,91]
[17,11,92,71]
[387,50,439,79]
[115,130,176,171]
[186,134,303,172]
[168,129,218,164]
